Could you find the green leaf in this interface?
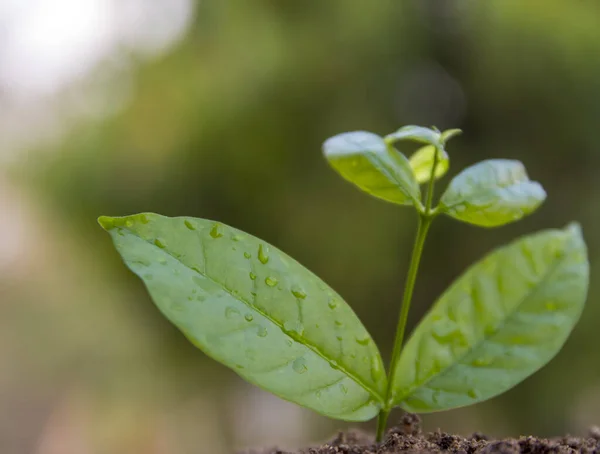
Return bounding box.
[99,213,387,421]
[440,129,462,145]
[409,145,450,184]
[440,159,546,227]
[391,223,588,413]
[323,131,420,206]
[385,125,441,146]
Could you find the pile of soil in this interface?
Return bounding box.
[244,414,600,454]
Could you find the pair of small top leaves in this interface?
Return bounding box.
[323,125,547,227]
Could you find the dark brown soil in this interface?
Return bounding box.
[242,415,600,454]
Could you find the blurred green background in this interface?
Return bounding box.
[1,1,600,453]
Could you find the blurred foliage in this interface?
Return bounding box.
[5,0,600,452]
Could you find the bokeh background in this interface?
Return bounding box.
[1,1,600,453]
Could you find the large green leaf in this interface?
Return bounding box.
[391,224,588,412]
[439,159,546,227]
[409,145,450,184]
[99,213,386,421]
[323,131,421,206]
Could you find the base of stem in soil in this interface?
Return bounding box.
[241,414,600,454]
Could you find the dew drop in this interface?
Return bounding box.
[244,252,251,259]
[117,229,125,236]
[370,357,384,382]
[286,339,293,347]
[545,302,557,311]
[154,238,166,249]
[196,296,205,302]
[171,302,184,312]
[249,272,256,280]
[192,276,203,286]
[334,320,344,327]
[225,307,240,319]
[258,244,270,264]
[291,285,307,299]
[265,276,278,287]
[244,314,254,322]
[143,273,153,280]
[210,224,223,238]
[187,296,193,301]
[257,326,268,338]
[232,234,243,242]
[184,220,196,230]
[139,214,149,224]
[356,335,370,346]
[329,360,340,371]
[284,320,304,335]
[339,384,348,395]
[328,298,338,310]
[159,257,168,265]
[467,389,479,399]
[472,357,493,367]
[292,358,308,374]
[134,258,151,267]
[316,391,322,398]
[126,219,134,228]
[235,364,244,369]
[336,335,343,341]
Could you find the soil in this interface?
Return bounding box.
[242,414,600,454]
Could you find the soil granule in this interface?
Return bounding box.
[244,415,600,454]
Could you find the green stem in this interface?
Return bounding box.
[375,214,432,442]
[375,145,441,443]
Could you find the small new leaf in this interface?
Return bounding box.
[385,125,441,147]
[409,145,450,184]
[99,213,387,421]
[440,129,462,145]
[391,223,588,412]
[440,159,546,227]
[323,131,421,206]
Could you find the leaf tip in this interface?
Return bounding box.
[98,216,116,231]
[564,221,583,238]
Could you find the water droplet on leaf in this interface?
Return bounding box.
[184,220,196,230]
[356,335,370,346]
[126,219,134,228]
[232,234,243,242]
[192,276,203,286]
[467,389,479,399]
[334,320,344,327]
[244,314,254,322]
[210,224,223,238]
[225,307,240,319]
[328,298,338,310]
[265,276,278,287]
[291,285,306,299]
[292,358,307,374]
[258,244,269,264]
[257,326,268,337]
[339,384,348,394]
[244,252,251,259]
[370,357,383,382]
[143,273,153,280]
[154,239,166,249]
[249,272,256,280]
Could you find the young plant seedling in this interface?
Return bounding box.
[99,125,589,442]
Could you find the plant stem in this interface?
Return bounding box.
[375,145,440,443]
[375,214,432,442]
